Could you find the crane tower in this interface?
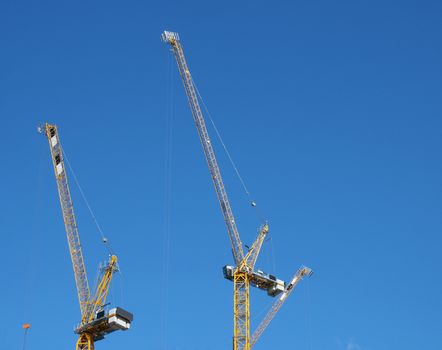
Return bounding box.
[40,123,133,350]
[162,31,312,350]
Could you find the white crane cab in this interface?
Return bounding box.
[75,307,133,342]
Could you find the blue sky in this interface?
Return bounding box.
[1,0,441,349]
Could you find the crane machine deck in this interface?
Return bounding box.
[162,31,313,350]
[40,123,133,350]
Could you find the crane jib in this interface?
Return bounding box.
[163,31,313,350]
[42,123,133,349]
[164,34,245,266]
[44,124,91,319]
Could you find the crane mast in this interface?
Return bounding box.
[41,123,133,350]
[163,31,312,350]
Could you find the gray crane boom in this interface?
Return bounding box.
[162,31,245,266]
[250,266,313,347]
[40,123,91,318]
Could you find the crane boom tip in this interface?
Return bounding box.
[162,31,180,43]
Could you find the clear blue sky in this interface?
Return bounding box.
[1,0,441,349]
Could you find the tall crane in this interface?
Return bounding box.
[162,31,313,350]
[40,123,133,350]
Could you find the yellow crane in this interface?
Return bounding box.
[162,31,312,350]
[40,123,133,350]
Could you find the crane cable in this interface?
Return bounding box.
[61,148,114,256]
[191,78,267,224]
[22,147,46,350]
[160,49,174,350]
[306,279,313,350]
[264,235,277,273]
[62,147,124,307]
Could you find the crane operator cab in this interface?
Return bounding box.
[223,265,286,297]
[75,307,133,342]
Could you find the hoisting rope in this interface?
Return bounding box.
[263,235,277,273]
[22,147,46,350]
[62,147,114,256]
[191,77,267,224]
[62,147,124,308]
[306,279,313,350]
[251,297,276,324]
[160,49,174,350]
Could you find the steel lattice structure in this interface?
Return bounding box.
[41,123,132,350]
[163,31,312,350]
[250,266,312,347]
[162,31,244,267]
[44,123,91,318]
